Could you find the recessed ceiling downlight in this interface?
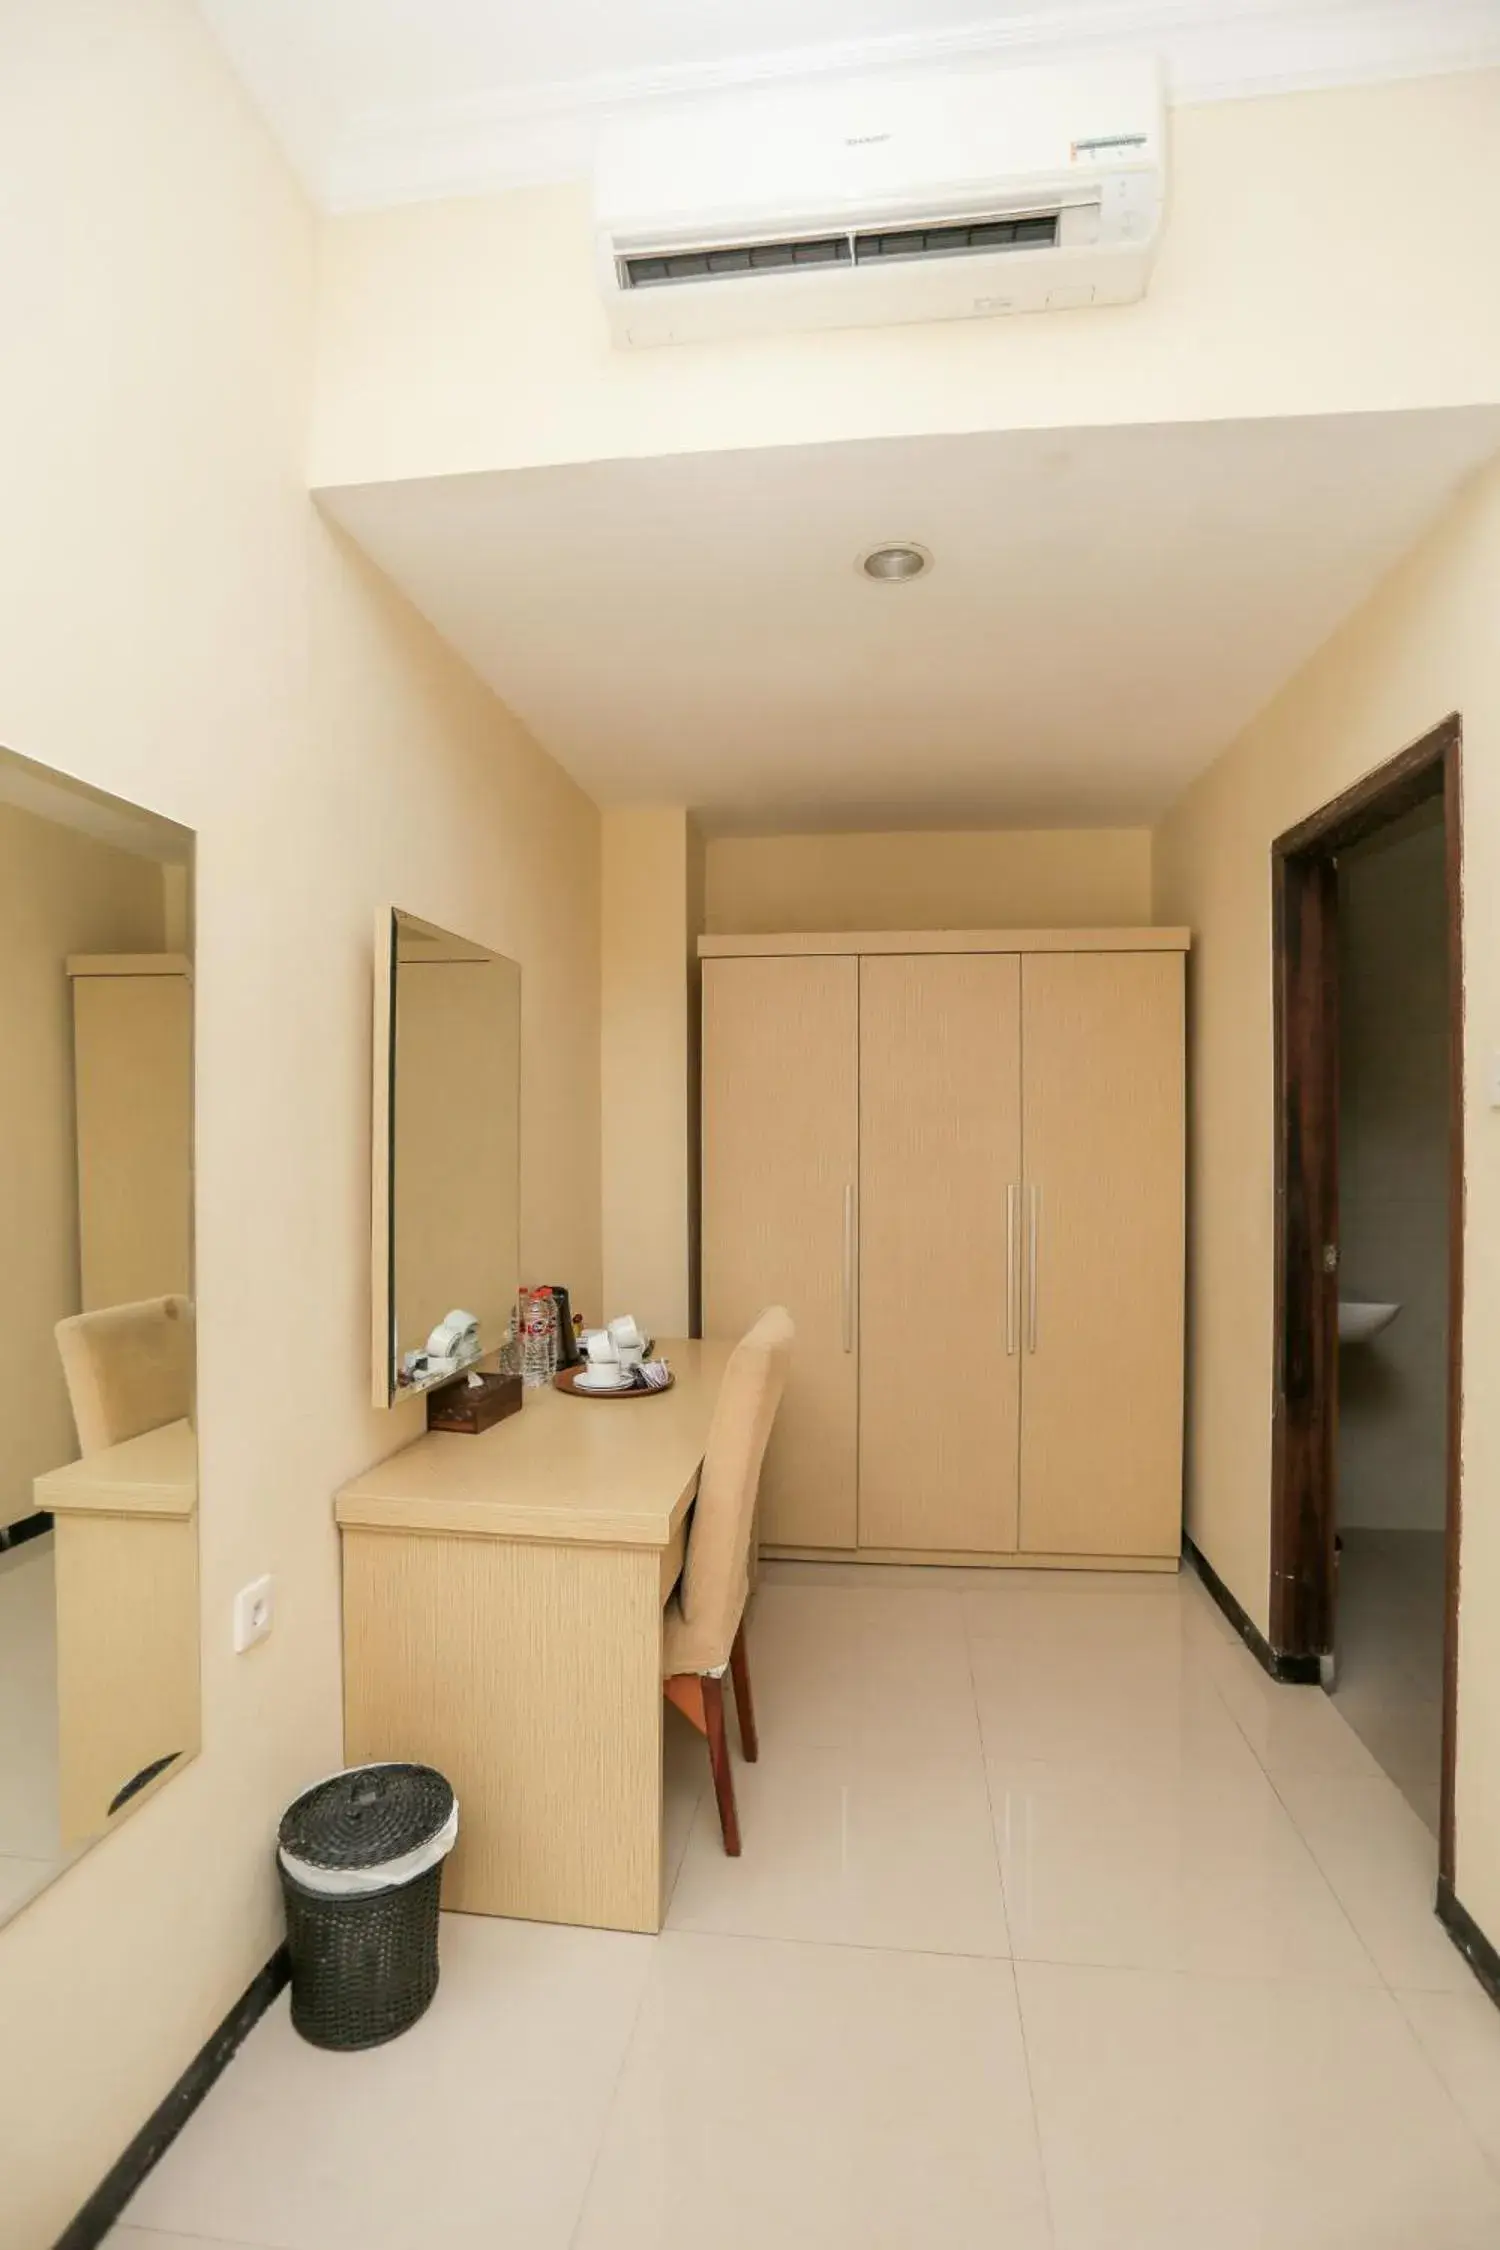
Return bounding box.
[859,541,933,583]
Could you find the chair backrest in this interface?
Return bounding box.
[678,1306,794,1670]
[55,1295,194,1457]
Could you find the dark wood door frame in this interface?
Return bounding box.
[1271,712,1463,1882]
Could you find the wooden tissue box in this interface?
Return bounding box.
[426,1369,523,1436]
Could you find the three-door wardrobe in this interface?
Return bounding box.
[701,929,1189,1569]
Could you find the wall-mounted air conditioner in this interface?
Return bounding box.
[594,56,1165,348]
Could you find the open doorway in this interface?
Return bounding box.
[1335,794,1449,1829]
[1271,714,1462,1879]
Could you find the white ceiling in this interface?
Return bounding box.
[198,0,1500,207]
[321,410,1500,831]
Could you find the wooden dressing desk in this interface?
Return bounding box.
[335,1339,730,1934]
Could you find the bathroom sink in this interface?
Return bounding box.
[1338,1300,1400,1345]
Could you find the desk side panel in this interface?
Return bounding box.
[342,1530,664,1933]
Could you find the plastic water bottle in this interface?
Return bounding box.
[499,1303,521,1382]
[522,1289,554,1389]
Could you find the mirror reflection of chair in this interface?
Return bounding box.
[54,1295,194,1456]
[663,1306,794,1856]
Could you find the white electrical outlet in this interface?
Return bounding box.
[233,1574,274,1653]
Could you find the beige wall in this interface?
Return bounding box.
[600,808,694,1336]
[1152,450,1500,1936]
[685,818,706,1335]
[1338,805,1450,1534]
[0,8,600,2245]
[706,828,1152,934]
[312,73,1500,491]
[0,804,166,1528]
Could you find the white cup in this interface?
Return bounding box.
[608,1315,645,1369]
[584,1331,624,1386]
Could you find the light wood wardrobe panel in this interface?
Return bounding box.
[702,955,859,1548]
[859,954,1022,1553]
[1018,952,1185,1558]
[71,971,192,1310]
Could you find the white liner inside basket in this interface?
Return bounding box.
[279,1782,459,1897]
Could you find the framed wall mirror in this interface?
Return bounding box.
[0,747,197,1929]
[372,909,521,1407]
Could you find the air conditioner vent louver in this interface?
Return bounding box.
[622,235,852,289]
[620,210,1062,291]
[853,212,1059,264]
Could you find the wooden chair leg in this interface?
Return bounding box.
[702,1675,741,1857]
[729,1621,759,1762]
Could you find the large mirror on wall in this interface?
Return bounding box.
[0,747,197,1929]
[372,909,521,1407]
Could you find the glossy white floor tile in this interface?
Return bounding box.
[1400,1984,1500,2173]
[573,1931,1051,2249]
[666,1737,1010,1956]
[0,1854,59,1919]
[121,1917,654,2250]
[750,1578,981,1754]
[960,1567,1187,1643]
[971,1620,1265,1777]
[994,1759,1378,1983]
[660,1703,708,1912]
[1272,1770,1467,1990]
[108,1561,1500,2250]
[1337,1695,1444,1833]
[1331,1530,1446,1839]
[763,1558,1043,1593]
[1199,1630,1386,1780]
[1018,1961,1500,2250]
[112,2234,263,2249]
[1337,1528,1445,1668]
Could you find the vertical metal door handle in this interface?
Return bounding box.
[1027,1185,1041,1353]
[841,1184,855,1354]
[1006,1185,1018,1355]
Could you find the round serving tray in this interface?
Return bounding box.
[552,1366,675,1400]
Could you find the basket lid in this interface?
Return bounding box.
[279,1763,454,1875]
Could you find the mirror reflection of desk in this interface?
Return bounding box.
[34,1419,199,1846]
[335,1339,730,1935]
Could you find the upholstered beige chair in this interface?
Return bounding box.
[663,1305,793,1855]
[55,1295,194,1458]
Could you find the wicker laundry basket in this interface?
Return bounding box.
[277,1763,457,2051]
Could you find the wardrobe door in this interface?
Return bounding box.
[72,970,192,1310]
[859,954,1022,1554]
[1019,952,1185,1559]
[702,955,859,1549]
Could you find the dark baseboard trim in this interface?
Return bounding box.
[0,1510,53,1551]
[1437,1878,1500,2010]
[1185,1538,1322,1685]
[54,1946,288,2250]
